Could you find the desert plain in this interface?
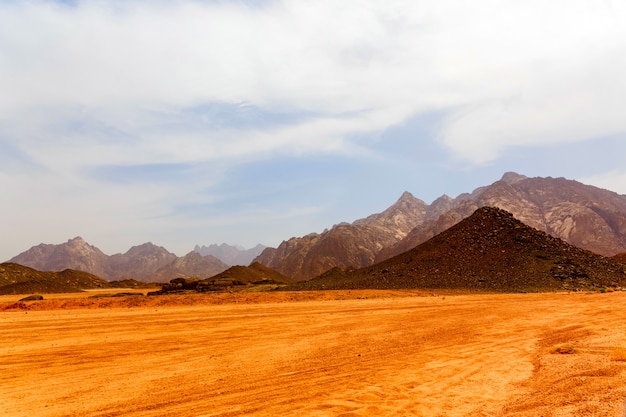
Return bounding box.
[2,290,626,417]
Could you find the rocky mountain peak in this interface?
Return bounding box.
[361,191,427,226]
[500,171,528,184]
[398,191,417,202]
[123,242,171,256]
[391,191,427,210]
[65,237,96,251]
[425,194,456,222]
[433,194,452,203]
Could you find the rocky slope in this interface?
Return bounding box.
[254,192,429,280]
[289,207,626,292]
[0,262,110,294]
[376,173,626,262]
[194,243,267,266]
[613,253,626,264]
[9,239,228,282]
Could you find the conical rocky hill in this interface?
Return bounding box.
[290,207,626,292]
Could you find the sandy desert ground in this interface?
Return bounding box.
[2,290,626,417]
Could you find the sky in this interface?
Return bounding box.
[1,0,626,260]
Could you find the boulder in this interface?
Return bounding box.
[19,295,44,301]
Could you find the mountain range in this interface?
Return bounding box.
[254,172,626,280]
[6,172,626,283]
[9,239,229,282]
[287,206,626,292]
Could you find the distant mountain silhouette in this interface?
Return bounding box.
[289,207,626,292]
[194,243,267,266]
[149,251,229,281]
[9,239,228,282]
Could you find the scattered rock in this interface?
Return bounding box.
[88,292,144,298]
[19,295,44,301]
[149,263,292,295]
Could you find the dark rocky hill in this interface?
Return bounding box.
[288,207,626,293]
[0,262,109,294]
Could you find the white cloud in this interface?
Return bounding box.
[3,0,624,166]
[2,0,626,258]
[440,46,626,164]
